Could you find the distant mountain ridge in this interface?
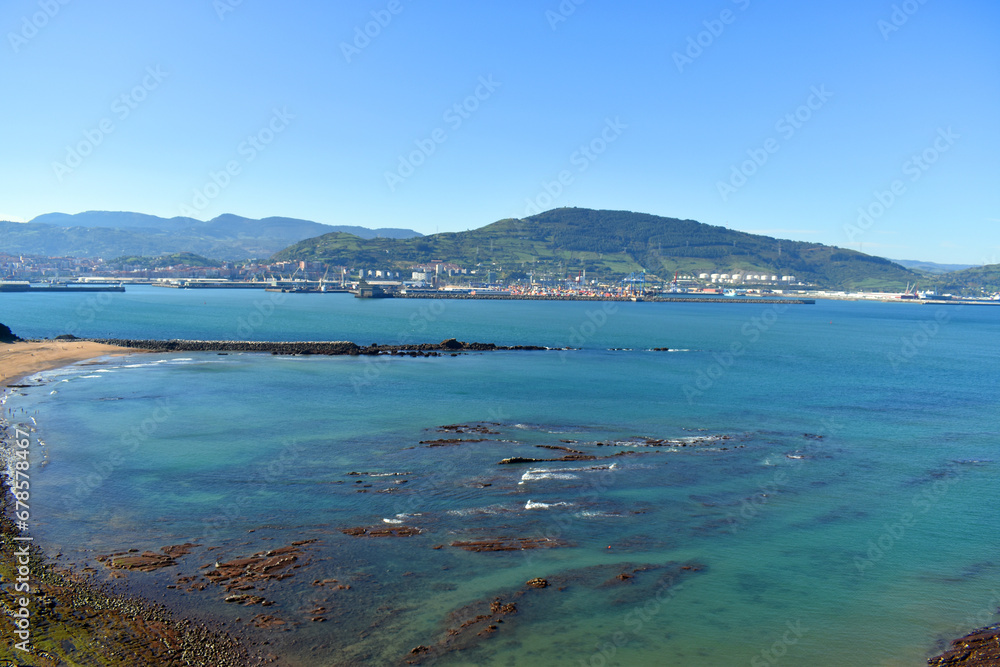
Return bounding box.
[275,207,921,290]
[0,211,421,260]
[888,258,977,275]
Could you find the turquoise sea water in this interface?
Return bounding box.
[2,288,999,666]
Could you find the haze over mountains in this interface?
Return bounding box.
[0,212,421,260]
[888,259,976,275]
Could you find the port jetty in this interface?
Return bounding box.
[396,293,814,304]
[83,338,552,356]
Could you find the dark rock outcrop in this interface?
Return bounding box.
[929,625,1000,666]
[0,323,21,343]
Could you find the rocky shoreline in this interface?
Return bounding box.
[83,337,551,357]
[0,483,268,666]
[929,625,1000,665]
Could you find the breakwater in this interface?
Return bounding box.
[85,338,550,356]
[0,284,125,293]
[396,293,814,304]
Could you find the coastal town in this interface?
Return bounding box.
[2,251,998,303]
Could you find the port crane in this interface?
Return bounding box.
[621,271,646,299]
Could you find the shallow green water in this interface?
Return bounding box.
[2,290,998,665]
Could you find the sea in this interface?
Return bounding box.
[1,286,998,666]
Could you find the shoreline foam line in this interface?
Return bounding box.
[0,341,143,387]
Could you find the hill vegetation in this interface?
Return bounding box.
[106,253,223,269]
[1,212,421,260]
[930,263,1000,296]
[274,207,919,290]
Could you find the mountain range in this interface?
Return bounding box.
[0,212,421,260]
[889,259,977,275]
[275,207,922,290]
[4,208,996,293]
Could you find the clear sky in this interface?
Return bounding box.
[1,0,997,264]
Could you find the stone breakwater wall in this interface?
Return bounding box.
[397,294,815,304]
[85,338,549,356]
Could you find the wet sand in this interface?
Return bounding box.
[0,340,141,386]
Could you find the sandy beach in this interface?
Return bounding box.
[0,340,137,386]
[0,339,265,665]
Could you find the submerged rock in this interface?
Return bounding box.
[450,537,569,552]
[342,525,421,537]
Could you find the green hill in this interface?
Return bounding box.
[931,264,1000,296]
[106,252,224,269]
[273,207,918,290]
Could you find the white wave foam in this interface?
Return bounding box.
[525,500,574,510]
[518,463,616,485]
[519,469,580,484]
[446,505,507,517]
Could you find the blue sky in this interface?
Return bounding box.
[1,0,997,264]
